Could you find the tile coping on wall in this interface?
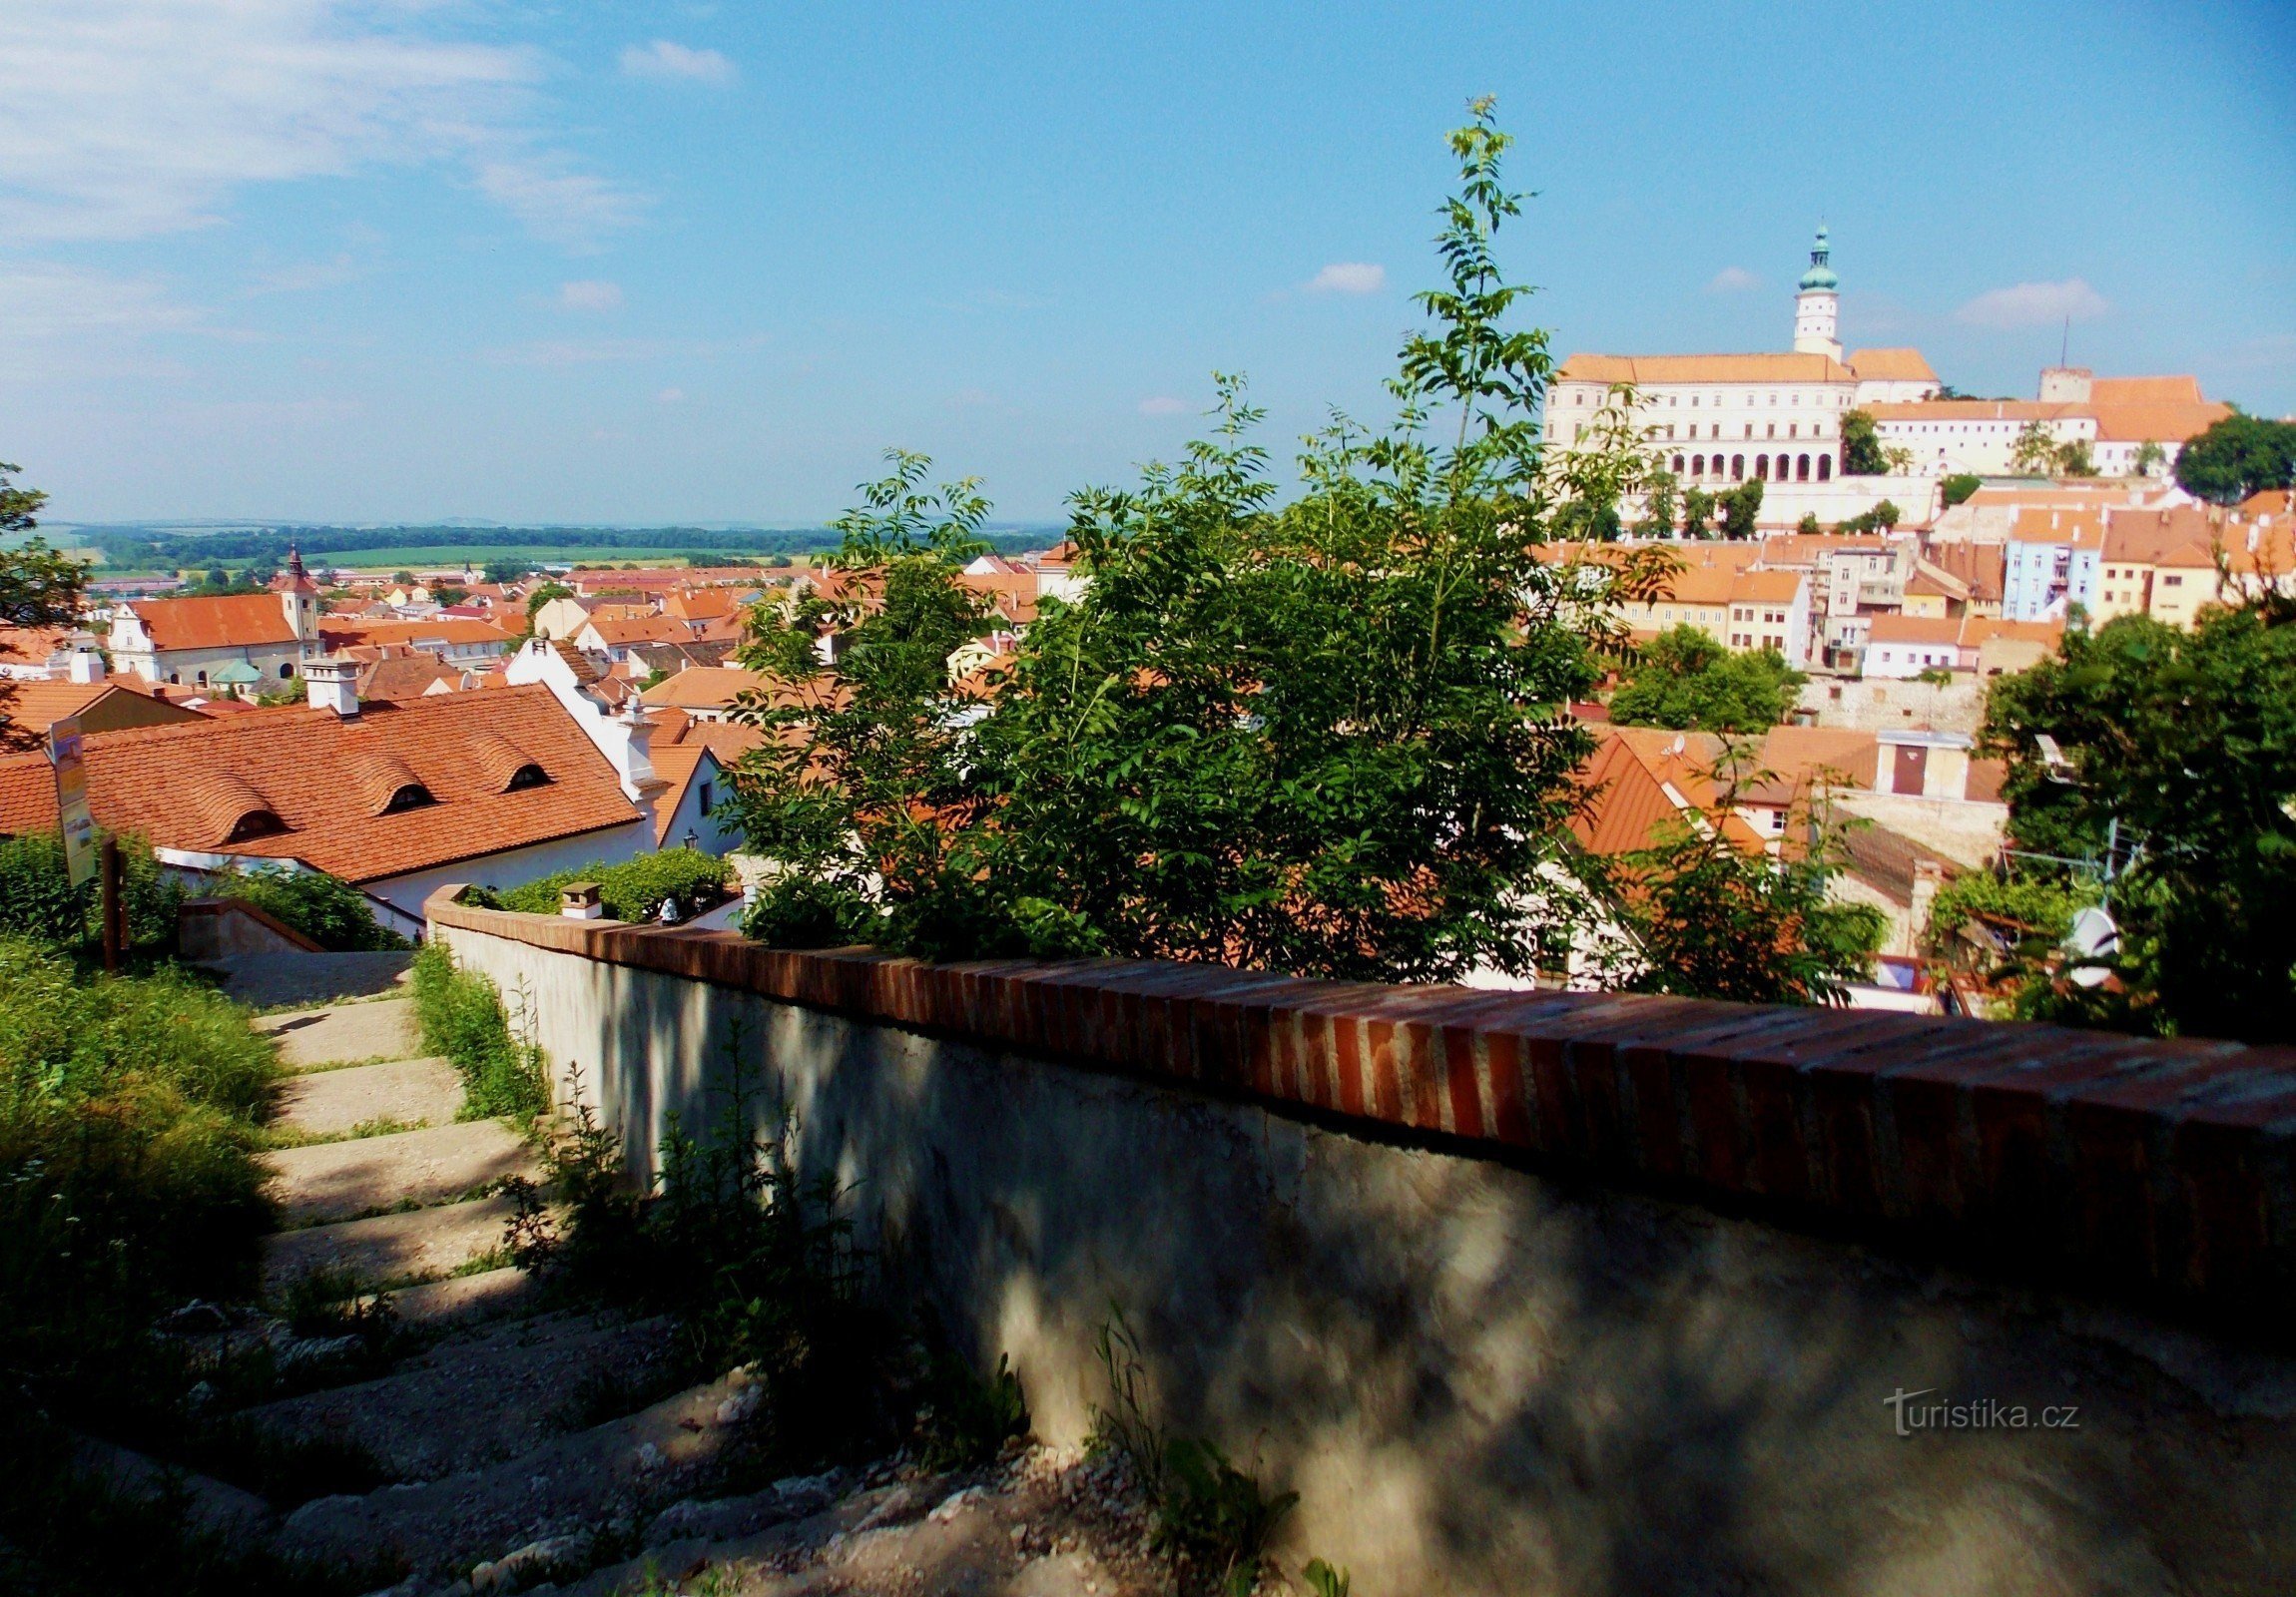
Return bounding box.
[425,887,2296,1325]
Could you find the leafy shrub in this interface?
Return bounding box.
[507,1055,890,1466]
[0,831,186,952]
[407,941,548,1119]
[1086,1307,1296,1597]
[0,936,279,1414]
[484,847,732,923]
[209,865,408,952]
[741,872,869,949]
[912,1346,1028,1471]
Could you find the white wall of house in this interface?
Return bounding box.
[653,755,746,856]
[370,820,656,921]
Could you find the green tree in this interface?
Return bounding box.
[1840,409,1889,475]
[525,581,574,618]
[2008,421,2092,477]
[1681,485,1716,538]
[1982,605,2296,1042]
[1835,499,1902,535]
[2172,412,2296,505]
[0,462,89,749]
[1796,512,1822,535]
[1719,477,1763,540]
[1941,473,1983,508]
[1635,470,1679,538]
[1608,625,1806,732]
[2130,440,2166,478]
[1593,800,1885,1005]
[732,102,1673,984]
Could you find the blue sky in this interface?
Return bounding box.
[3,0,2290,527]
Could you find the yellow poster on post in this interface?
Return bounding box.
[50,716,98,887]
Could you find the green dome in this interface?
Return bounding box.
[1798,226,1838,292]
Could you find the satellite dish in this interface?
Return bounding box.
[2065,905,2118,988]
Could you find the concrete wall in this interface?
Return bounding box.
[434,907,2296,1596]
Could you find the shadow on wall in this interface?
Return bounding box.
[459,936,2296,1597]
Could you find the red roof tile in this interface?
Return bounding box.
[122,593,298,651]
[0,685,639,883]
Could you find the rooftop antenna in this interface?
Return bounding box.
[2059,313,2069,369]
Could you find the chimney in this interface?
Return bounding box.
[66,638,106,684]
[303,656,359,718]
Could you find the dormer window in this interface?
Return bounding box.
[224,808,286,843]
[380,784,436,814]
[505,763,550,792]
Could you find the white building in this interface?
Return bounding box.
[1867,370,2231,479]
[109,549,323,687]
[1547,229,1942,523]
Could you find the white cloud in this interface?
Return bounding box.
[619,40,738,86]
[1955,278,2109,330]
[558,279,624,312]
[475,161,646,250]
[0,0,638,247]
[1706,266,1761,293]
[248,254,356,295]
[0,263,201,340]
[483,337,676,366]
[1304,262,1386,295]
[657,386,685,404]
[1138,395,1187,416]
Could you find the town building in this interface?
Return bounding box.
[1867,371,2232,479]
[108,548,324,686]
[1547,229,1944,529]
[0,674,670,936]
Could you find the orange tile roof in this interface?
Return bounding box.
[1557,352,1856,385]
[2089,375,2206,406]
[1757,534,1889,565]
[647,744,722,843]
[1727,570,1805,604]
[0,678,205,752]
[1864,399,2073,422]
[123,593,297,651]
[0,685,639,883]
[655,713,768,761]
[662,588,742,622]
[0,625,75,668]
[583,614,694,647]
[1847,347,1939,382]
[638,666,777,711]
[1923,541,2006,601]
[318,617,516,649]
[1866,613,1965,645]
[1568,727,1774,856]
[352,655,466,702]
[2008,508,2107,546]
[2088,399,2232,444]
[2102,505,2218,565]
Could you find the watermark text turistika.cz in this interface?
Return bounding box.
[1883,1388,2081,1437]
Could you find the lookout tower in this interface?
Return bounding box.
[1793,226,1842,362]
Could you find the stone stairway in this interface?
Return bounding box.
[255,990,537,1314]
[211,965,1141,1595]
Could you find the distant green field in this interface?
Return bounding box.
[312,544,750,570]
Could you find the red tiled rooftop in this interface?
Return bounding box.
[0,685,639,883]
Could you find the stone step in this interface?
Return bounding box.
[242,1310,681,1483]
[269,1120,536,1227]
[375,1266,542,1330]
[258,996,421,1072]
[264,1193,522,1295]
[205,950,413,1010]
[274,1056,464,1138]
[275,1366,764,1581]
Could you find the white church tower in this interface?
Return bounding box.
[1792,226,1841,361]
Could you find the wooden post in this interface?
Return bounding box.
[100,836,122,973]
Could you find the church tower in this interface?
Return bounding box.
[1793,226,1841,361]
